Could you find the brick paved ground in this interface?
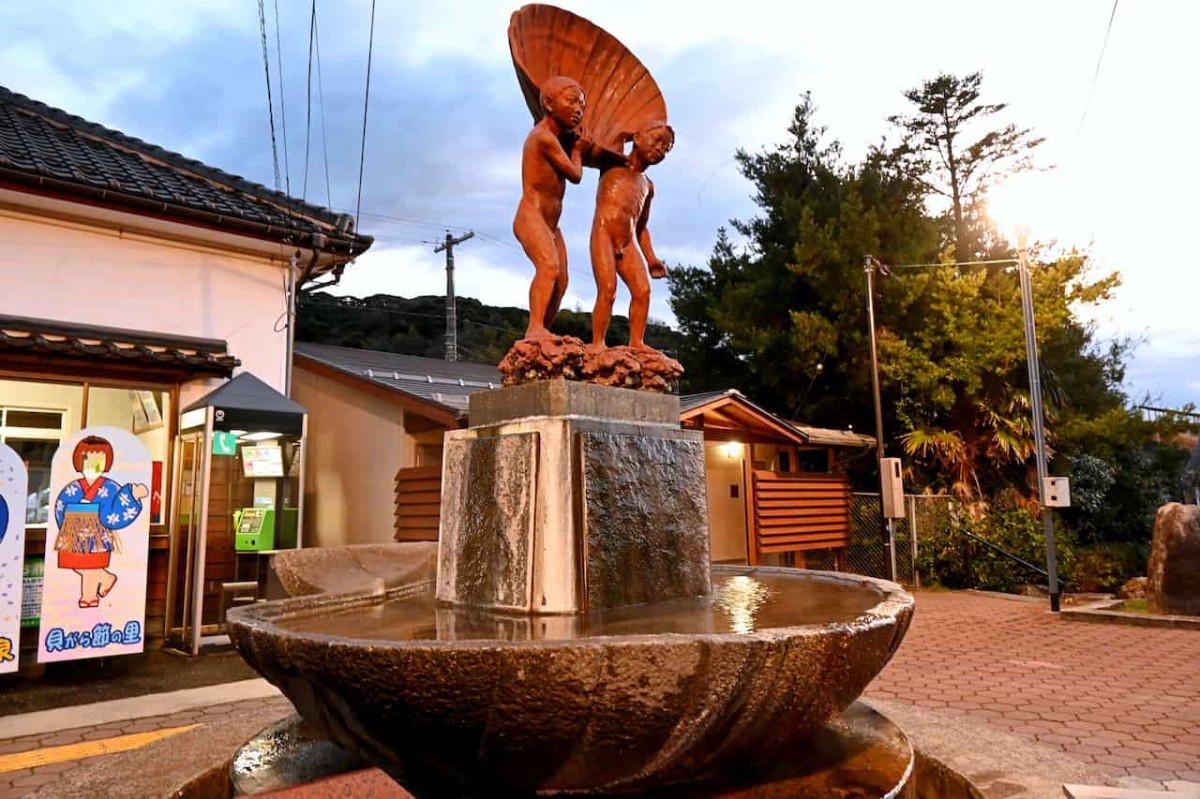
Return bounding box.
[0,695,293,799]
[864,590,1200,786]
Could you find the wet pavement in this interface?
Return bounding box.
[0,647,256,717]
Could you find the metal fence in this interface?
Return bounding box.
[806,493,959,586]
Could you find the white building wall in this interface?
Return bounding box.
[0,210,289,406]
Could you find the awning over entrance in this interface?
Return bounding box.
[0,314,239,378]
[181,372,306,436]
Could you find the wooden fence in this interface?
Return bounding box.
[394,464,442,541]
[746,470,851,566]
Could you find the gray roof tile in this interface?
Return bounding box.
[295,342,501,415]
[0,85,372,256]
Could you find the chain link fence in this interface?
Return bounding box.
[806,493,960,586]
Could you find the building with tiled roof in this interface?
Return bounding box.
[0,85,371,278]
[0,84,375,660]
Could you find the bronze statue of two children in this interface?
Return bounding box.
[512,75,676,370]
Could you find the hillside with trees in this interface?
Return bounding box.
[296,293,684,367]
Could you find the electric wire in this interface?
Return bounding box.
[313,4,333,210]
[886,258,1018,270]
[272,0,291,195]
[356,211,459,231]
[302,0,316,201]
[354,0,377,228]
[256,0,281,191]
[1077,0,1120,138]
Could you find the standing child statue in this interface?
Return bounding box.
[589,122,674,354]
[513,76,589,340]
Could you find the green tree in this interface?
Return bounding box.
[886,72,1044,262]
[668,95,940,444]
[669,85,1129,503]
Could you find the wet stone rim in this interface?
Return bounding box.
[226,565,914,651]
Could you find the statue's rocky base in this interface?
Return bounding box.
[499,336,683,393]
[437,379,710,614]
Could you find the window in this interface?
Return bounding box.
[0,405,68,525]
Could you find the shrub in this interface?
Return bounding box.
[1068,542,1147,593]
[917,504,1076,593]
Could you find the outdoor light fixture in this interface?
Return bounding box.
[240,431,282,442]
[720,442,743,459]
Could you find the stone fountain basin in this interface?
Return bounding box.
[228,561,913,795]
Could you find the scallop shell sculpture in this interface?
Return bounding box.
[508,3,668,165]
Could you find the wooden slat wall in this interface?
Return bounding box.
[748,470,851,560]
[395,465,442,542]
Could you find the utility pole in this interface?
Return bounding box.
[1016,228,1061,612]
[434,231,474,361]
[864,255,897,582]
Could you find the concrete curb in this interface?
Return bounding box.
[0,678,281,740]
[1060,600,1200,630]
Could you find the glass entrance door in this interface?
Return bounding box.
[165,433,203,652]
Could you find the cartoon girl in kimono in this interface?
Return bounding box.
[54,436,148,608]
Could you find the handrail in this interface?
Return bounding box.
[950,526,1066,587]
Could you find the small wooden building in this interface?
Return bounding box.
[679,390,874,566]
[294,346,874,567]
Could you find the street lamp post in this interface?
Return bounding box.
[864,256,897,582]
[1015,228,1062,612]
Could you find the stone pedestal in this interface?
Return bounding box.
[437,380,710,614]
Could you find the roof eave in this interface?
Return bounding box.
[0,168,373,263]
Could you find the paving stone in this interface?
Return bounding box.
[867,590,1200,783]
[1125,765,1181,782]
[28,761,80,775]
[1037,733,1081,746]
[10,772,60,789]
[36,730,83,747]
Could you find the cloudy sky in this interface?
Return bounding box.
[2,1,1195,408]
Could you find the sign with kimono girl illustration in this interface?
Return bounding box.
[38,427,151,663]
[0,441,27,673]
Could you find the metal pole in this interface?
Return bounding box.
[434,231,475,362]
[1016,229,1061,612]
[864,256,897,581]
[909,495,919,589]
[285,253,298,396]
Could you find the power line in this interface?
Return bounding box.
[356,211,462,231]
[255,0,281,191]
[1077,0,1120,138]
[881,258,1018,270]
[302,0,316,201]
[354,0,378,228]
[272,0,291,195]
[313,4,332,210]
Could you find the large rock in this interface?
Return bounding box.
[1147,503,1200,615]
